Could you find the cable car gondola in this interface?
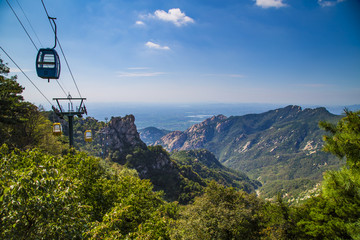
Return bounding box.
[36,48,61,80]
[52,122,62,136]
[84,130,92,142]
[35,16,60,81]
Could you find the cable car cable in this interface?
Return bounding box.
[6,0,39,51]
[0,45,53,107]
[15,0,43,48]
[10,0,66,98]
[40,0,83,99]
[56,78,68,97]
[57,43,83,98]
[54,41,83,98]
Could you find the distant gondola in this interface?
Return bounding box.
[84,130,92,142]
[52,122,62,136]
[36,48,61,80]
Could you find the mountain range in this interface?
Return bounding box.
[141,105,344,201]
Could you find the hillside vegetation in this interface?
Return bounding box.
[1,59,359,239]
[171,149,261,193]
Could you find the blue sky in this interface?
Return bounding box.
[1,0,359,109]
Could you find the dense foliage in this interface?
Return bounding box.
[0,146,177,239]
[122,145,206,204]
[171,181,264,240]
[42,112,106,157]
[294,110,360,239]
[0,58,64,154]
[171,149,261,193]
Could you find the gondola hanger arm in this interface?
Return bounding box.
[49,17,57,49]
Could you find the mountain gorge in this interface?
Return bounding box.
[138,127,171,145]
[98,115,259,203]
[153,105,343,200]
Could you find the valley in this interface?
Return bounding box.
[140,105,344,202]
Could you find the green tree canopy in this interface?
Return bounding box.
[0,146,179,239]
[0,58,24,124]
[0,57,63,153]
[296,110,360,239]
[320,109,360,169]
[171,181,264,240]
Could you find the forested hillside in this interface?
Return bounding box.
[155,105,343,201]
[1,59,360,239]
[171,149,261,193]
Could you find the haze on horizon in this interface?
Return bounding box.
[1,0,359,109]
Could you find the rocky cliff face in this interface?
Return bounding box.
[102,115,147,160]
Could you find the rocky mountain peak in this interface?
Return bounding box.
[207,114,227,124]
[103,115,147,159]
[187,114,227,132]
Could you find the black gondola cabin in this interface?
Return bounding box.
[52,123,62,136]
[36,48,61,80]
[84,130,92,142]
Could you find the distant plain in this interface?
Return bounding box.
[86,102,360,131]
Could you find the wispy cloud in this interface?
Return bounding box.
[295,83,331,88]
[204,73,245,78]
[255,0,287,8]
[145,41,170,50]
[135,20,145,26]
[127,67,150,70]
[117,71,165,78]
[150,8,194,27]
[318,0,345,7]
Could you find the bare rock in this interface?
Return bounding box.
[102,115,147,159]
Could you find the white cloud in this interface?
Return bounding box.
[135,20,145,26]
[318,0,345,7]
[255,0,287,8]
[117,67,166,77]
[145,41,170,50]
[117,71,165,78]
[151,8,194,27]
[127,67,150,70]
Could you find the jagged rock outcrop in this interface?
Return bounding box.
[100,115,206,203]
[102,115,147,160]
